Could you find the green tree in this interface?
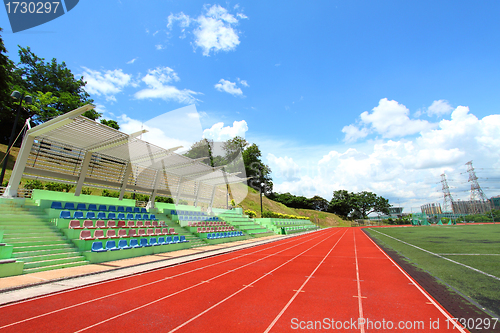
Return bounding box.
[244,143,273,193]
[328,190,357,217]
[183,139,214,166]
[0,29,19,144]
[354,191,391,218]
[100,119,120,130]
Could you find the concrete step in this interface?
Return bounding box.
[23,260,89,274]
[6,239,70,247]
[13,243,75,252]
[23,256,87,269]
[14,247,81,258]
[15,251,82,263]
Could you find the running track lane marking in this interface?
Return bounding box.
[362,229,468,333]
[71,230,342,333]
[0,230,329,330]
[165,229,343,333]
[262,229,348,333]
[370,228,500,281]
[353,229,365,333]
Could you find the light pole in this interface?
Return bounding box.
[260,181,263,217]
[0,91,32,187]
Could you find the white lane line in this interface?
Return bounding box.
[73,230,341,333]
[353,230,365,333]
[0,231,326,330]
[166,229,344,333]
[370,229,500,281]
[362,230,468,333]
[438,253,500,256]
[263,229,348,333]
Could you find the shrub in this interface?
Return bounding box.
[102,189,120,198]
[262,210,309,220]
[44,182,74,192]
[24,179,44,190]
[81,187,93,195]
[156,196,174,203]
[245,209,257,218]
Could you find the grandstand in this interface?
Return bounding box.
[0,105,318,277]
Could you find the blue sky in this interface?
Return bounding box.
[2,1,500,211]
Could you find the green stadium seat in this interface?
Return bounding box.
[91,242,107,252]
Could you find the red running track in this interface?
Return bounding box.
[0,228,468,332]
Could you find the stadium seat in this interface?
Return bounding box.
[155,228,162,235]
[80,230,93,240]
[83,220,95,229]
[98,205,107,212]
[64,202,76,210]
[150,214,157,220]
[144,221,151,227]
[207,233,213,240]
[108,213,116,220]
[106,230,119,238]
[158,237,166,245]
[117,206,125,212]
[108,205,116,212]
[141,208,147,213]
[134,214,143,220]
[97,212,106,220]
[117,213,126,220]
[152,220,158,227]
[140,238,151,247]
[146,229,154,236]
[116,220,126,228]
[105,240,120,251]
[51,201,63,209]
[180,235,188,243]
[149,237,159,246]
[134,207,141,213]
[91,241,107,252]
[118,229,128,238]
[69,220,82,229]
[96,220,105,228]
[128,229,137,237]
[136,221,144,228]
[118,239,132,249]
[162,228,169,235]
[107,220,116,228]
[127,220,135,228]
[85,212,96,220]
[130,238,141,248]
[125,207,133,213]
[137,229,146,237]
[94,230,105,239]
[166,236,173,244]
[76,203,86,211]
[172,236,180,244]
[143,214,150,220]
[126,213,134,220]
[88,204,97,211]
[169,228,177,235]
[74,211,84,219]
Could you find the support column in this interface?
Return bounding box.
[3,135,35,198]
[193,181,201,207]
[74,151,93,196]
[119,162,132,200]
[147,170,160,210]
[175,176,184,204]
[208,185,216,209]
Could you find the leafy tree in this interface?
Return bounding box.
[309,195,329,211]
[328,190,357,217]
[184,139,214,166]
[100,119,120,130]
[328,190,390,219]
[0,29,19,144]
[243,143,273,193]
[354,191,390,218]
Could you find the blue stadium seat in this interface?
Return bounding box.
[125,207,133,213]
[97,212,106,220]
[108,205,116,212]
[64,202,76,210]
[158,236,166,245]
[143,214,149,220]
[130,239,141,248]
[140,238,151,247]
[51,201,63,209]
[149,237,160,246]
[91,242,107,252]
[172,236,180,244]
[141,208,147,213]
[127,213,135,220]
[117,213,126,220]
[134,214,143,220]
[207,233,213,240]
[134,207,141,213]
[166,236,173,244]
[117,206,125,212]
[98,205,107,212]
[150,214,157,220]
[180,235,188,243]
[88,204,97,211]
[59,210,72,219]
[118,239,132,249]
[76,203,86,211]
[86,211,96,220]
[108,212,116,220]
[74,211,84,219]
[105,240,120,251]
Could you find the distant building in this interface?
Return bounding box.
[490,195,500,210]
[421,203,442,215]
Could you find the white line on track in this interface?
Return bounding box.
[438,253,500,256]
[262,229,348,333]
[72,229,341,333]
[353,230,365,333]
[362,230,468,333]
[0,230,328,330]
[370,229,500,281]
[166,229,344,333]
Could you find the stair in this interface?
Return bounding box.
[157,214,207,247]
[0,198,89,275]
[218,212,275,237]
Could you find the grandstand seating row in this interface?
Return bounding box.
[80,228,177,240]
[178,215,219,221]
[197,226,235,233]
[69,219,165,229]
[91,236,187,252]
[51,202,147,213]
[207,232,243,239]
[170,210,207,216]
[187,221,228,227]
[59,211,157,220]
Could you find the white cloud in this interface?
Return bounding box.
[80,67,133,102]
[167,4,247,56]
[267,154,301,182]
[237,78,249,87]
[341,124,370,143]
[203,120,248,141]
[214,79,243,96]
[134,66,201,104]
[427,99,453,117]
[155,44,165,50]
[127,58,137,64]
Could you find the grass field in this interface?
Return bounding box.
[365,225,500,317]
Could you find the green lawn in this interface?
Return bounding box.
[365,225,500,316]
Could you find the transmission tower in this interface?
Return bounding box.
[440,173,453,213]
[466,160,490,214]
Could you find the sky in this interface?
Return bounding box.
[2,0,500,212]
